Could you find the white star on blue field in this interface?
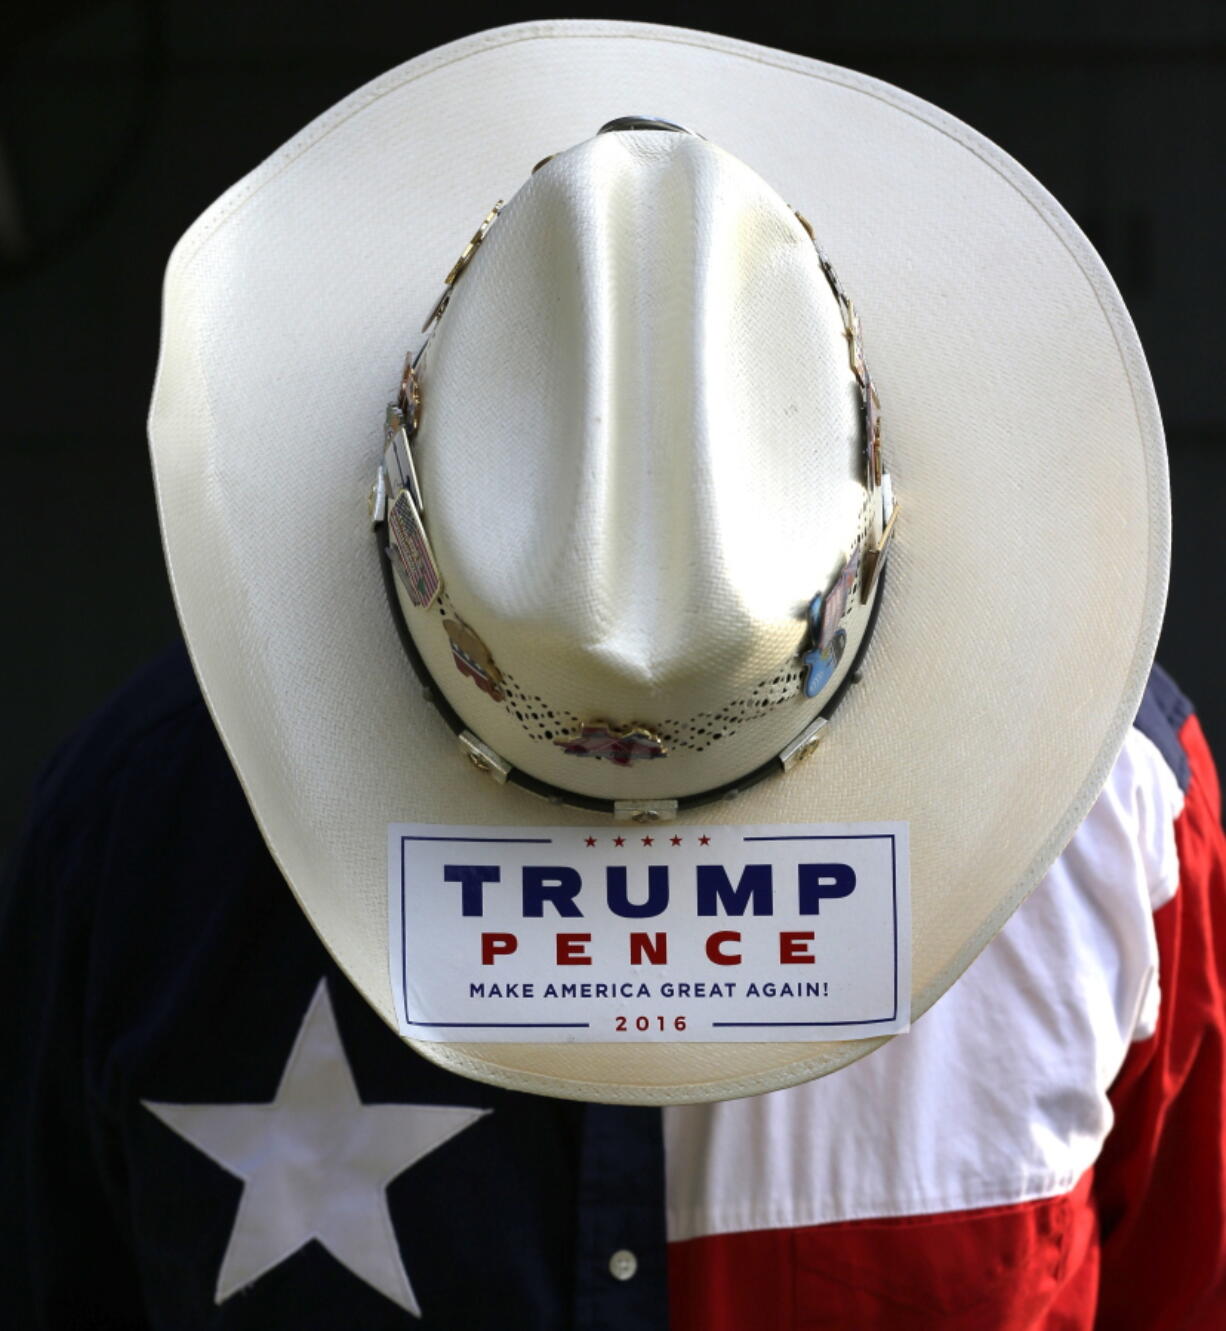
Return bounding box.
[145,979,488,1316]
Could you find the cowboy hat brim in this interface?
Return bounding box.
[148,19,1168,1103]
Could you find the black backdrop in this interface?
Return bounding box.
[2,1,1223,856]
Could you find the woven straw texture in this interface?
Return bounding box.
[149,19,1168,1103]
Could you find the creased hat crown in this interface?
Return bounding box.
[396,127,880,802]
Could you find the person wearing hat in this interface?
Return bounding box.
[3,20,1225,1330]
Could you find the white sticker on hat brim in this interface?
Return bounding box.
[388,822,910,1043]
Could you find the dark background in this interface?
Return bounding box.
[2,1,1223,856]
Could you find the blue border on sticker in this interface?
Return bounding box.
[399,834,591,1030]
[397,830,901,1033]
[708,832,900,1029]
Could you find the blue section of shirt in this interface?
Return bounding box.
[1134,660,1194,793]
[0,643,668,1330]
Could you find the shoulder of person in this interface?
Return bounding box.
[23,643,215,831]
[1132,658,1198,794]
[5,642,245,920]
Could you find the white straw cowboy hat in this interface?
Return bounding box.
[148,19,1168,1104]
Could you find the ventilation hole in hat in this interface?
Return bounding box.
[486,658,807,754]
[655,665,805,752]
[430,588,808,755]
[498,672,582,742]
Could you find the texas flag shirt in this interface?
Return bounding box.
[2,646,1224,1329]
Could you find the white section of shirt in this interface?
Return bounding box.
[664,726,1186,1241]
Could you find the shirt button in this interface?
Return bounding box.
[608,1249,638,1281]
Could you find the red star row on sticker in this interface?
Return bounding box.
[582,834,712,847]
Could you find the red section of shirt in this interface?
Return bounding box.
[669,714,1226,1330]
[1095,713,1226,1330]
[669,1171,1099,1330]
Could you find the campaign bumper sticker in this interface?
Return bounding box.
[388,822,910,1042]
